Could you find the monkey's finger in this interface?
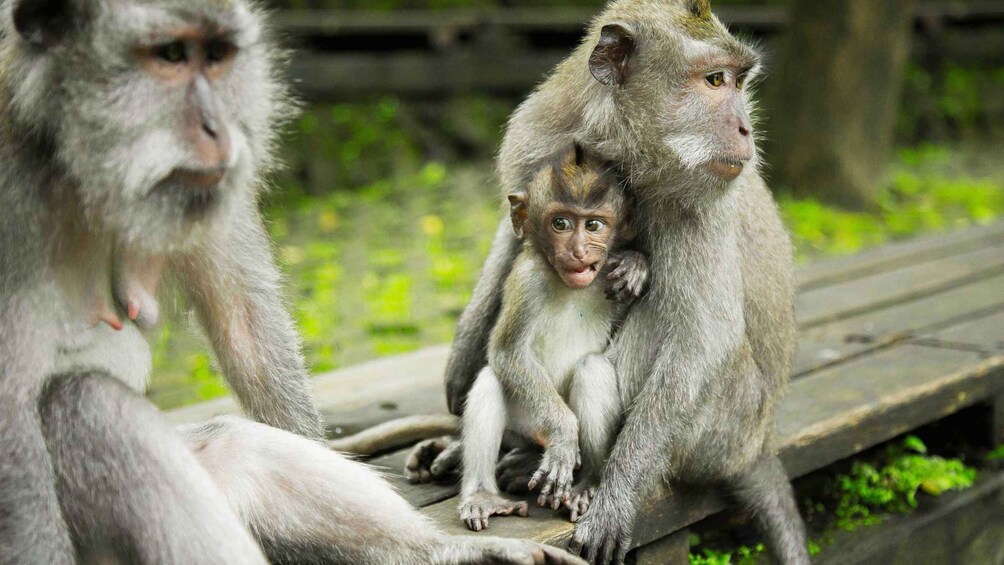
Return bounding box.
[607,264,628,280]
[528,469,546,491]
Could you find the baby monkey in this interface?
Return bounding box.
[459,144,647,531]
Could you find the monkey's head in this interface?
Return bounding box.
[2,0,287,251]
[509,144,632,290]
[581,0,762,197]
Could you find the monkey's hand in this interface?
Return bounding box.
[605,251,649,304]
[565,484,597,523]
[458,490,530,531]
[568,491,634,565]
[528,442,580,509]
[498,446,542,494]
[404,435,461,483]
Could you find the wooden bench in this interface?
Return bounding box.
[167,221,1004,561]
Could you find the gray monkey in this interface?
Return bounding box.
[409,1,810,564]
[0,1,585,564]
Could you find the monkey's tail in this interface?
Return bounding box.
[328,414,460,456]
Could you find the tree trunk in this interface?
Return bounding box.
[764,0,916,210]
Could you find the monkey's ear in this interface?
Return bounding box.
[507,193,528,239]
[589,23,636,87]
[13,0,73,48]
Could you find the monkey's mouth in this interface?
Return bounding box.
[707,157,747,181]
[560,263,600,289]
[155,167,226,217]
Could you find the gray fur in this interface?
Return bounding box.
[439,1,809,563]
[0,2,586,563]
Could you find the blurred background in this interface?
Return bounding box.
[149,0,1004,409]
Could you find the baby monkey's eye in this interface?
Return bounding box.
[153,41,187,64]
[736,73,747,89]
[552,217,573,231]
[585,219,606,232]
[705,72,724,87]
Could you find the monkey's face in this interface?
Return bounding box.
[538,204,618,290]
[585,1,762,193]
[9,0,284,252]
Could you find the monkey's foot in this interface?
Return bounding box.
[565,484,597,522]
[458,491,529,531]
[437,536,587,565]
[404,435,460,483]
[528,445,579,509]
[497,446,542,494]
[605,250,649,304]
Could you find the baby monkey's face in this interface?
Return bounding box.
[543,203,619,289]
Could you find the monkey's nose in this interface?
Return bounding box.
[738,124,750,137]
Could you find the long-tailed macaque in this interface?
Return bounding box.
[0,1,584,563]
[459,144,646,532]
[410,1,811,563]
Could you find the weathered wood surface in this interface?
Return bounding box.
[165,222,1004,555]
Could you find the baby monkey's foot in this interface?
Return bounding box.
[404,435,460,483]
[459,491,529,532]
[528,445,579,510]
[565,484,597,523]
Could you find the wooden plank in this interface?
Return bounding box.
[796,222,1004,291]
[369,450,459,508]
[795,243,1004,329]
[779,346,1003,477]
[913,309,1004,354]
[794,273,1004,377]
[164,345,450,434]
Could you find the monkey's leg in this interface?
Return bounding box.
[183,415,583,565]
[727,455,810,565]
[457,367,530,531]
[566,354,621,522]
[0,401,75,564]
[38,372,267,564]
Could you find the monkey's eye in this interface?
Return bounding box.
[552,217,573,231]
[153,41,188,64]
[206,40,236,64]
[736,73,747,89]
[705,72,725,87]
[585,219,606,232]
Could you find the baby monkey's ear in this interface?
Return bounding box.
[507,193,528,239]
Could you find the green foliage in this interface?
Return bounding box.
[824,436,976,532]
[986,445,1004,462]
[689,544,765,565]
[782,143,1004,261]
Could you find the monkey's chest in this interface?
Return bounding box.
[531,288,615,391]
[53,312,153,394]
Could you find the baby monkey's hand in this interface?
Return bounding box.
[528,440,580,510]
[606,250,649,304]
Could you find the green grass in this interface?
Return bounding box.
[689,436,980,563]
[146,142,1004,410]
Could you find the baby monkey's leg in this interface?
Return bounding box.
[566,354,622,522]
[458,367,529,531]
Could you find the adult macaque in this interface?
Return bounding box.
[0,1,584,563]
[459,144,646,532]
[414,1,811,563]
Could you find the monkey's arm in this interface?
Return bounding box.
[445,217,520,415]
[570,334,757,564]
[0,291,76,563]
[174,204,324,439]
